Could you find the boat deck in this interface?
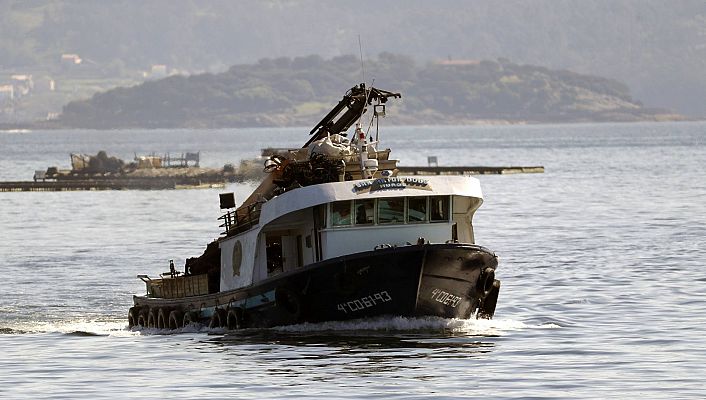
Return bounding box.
[397,165,544,175]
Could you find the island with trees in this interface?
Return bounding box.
[55,54,682,129]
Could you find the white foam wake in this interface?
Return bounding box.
[4,319,136,337]
[3,316,559,337]
[272,315,532,336]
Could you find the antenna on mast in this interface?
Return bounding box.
[358,34,365,85]
[357,35,373,128]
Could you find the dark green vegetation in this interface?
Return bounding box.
[58,55,677,129]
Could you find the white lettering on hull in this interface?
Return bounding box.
[337,291,392,313]
[430,288,462,308]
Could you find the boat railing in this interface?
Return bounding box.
[219,202,262,236]
[137,274,209,298]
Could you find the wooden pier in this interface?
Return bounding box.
[1,165,544,192]
[397,165,544,176]
[0,178,224,192]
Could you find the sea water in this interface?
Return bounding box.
[1,122,705,399]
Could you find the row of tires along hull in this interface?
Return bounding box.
[128,305,244,330]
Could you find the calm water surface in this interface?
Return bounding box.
[1,122,705,399]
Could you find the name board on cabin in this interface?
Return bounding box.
[353,177,432,194]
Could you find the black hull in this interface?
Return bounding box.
[130,243,500,330]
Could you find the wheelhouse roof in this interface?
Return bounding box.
[258,175,483,227]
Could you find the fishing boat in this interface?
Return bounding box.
[128,84,500,330]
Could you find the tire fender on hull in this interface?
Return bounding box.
[477,280,501,319]
[147,308,158,328]
[157,308,171,329]
[136,307,149,327]
[168,310,184,330]
[476,267,496,298]
[226,307,245,330]
[209,307,227,329]
[183,311,201,327]
[127,306,139,328]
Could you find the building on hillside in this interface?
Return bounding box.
[61,54,83,66]
[143,64,169,79]
[151,64,167,77]
[0,85,14,101]
[10,75,34,97]
[435,59,481,66]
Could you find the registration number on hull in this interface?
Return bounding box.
[337,291,392,314]
[430,288,462,308]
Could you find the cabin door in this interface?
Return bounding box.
[312,205,326,262]
[281,235,299,271]
[266,232,303,276]
[266,235,284,276]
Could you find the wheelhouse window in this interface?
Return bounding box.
[355,199,375,225]
[330,201,352,226]
[377,198,405,224]
[407,196,428,223]
[328,196,451,228]
[430,196,450,222]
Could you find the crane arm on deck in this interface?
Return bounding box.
[304,83,400,148]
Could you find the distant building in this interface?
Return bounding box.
[435,59,481,66]
[11,74,33,86]
[61,54,83,65]
[10,74,34,96]
[141,64,180,79]
[0,85,14,100]
[150,64,168,78]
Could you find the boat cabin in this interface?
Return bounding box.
[217,175,483,292]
